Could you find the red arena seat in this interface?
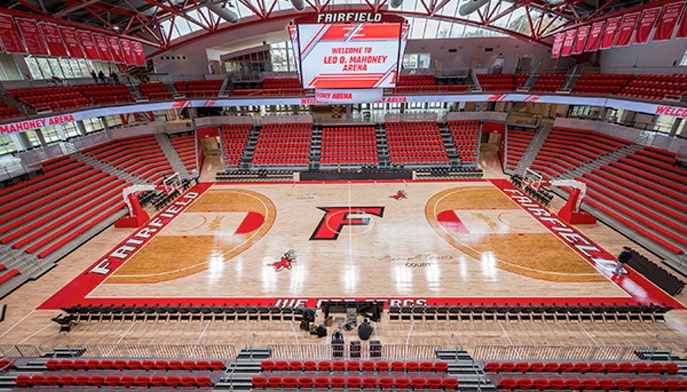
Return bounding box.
[282,376,297,388]
[498,377,517,390]
[297,376,313,388]
[347,360,361,372]
[427,377,443,389]
[376,361,390,372]
[434,361,449,373]
[318,360,332,371]
[363,377,379,388]
[362,361,375,372]
[289,360,302,371]
[379,377,394,389]
[261,359,275,371]
[315,376,329,388]
[331,376,346,388]
[443,378,459,390]
[252,375,267,389]
[267,376,281,388]
[347,376,362,388]
[394,377,411,388]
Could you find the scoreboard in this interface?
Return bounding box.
[290,13,408,89]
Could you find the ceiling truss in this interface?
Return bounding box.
[1,0,668,54]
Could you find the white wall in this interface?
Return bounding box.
[599,38,687,72]
[403,36,573,75]
[152,24,572,77]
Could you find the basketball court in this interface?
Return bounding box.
[40,179,682,311]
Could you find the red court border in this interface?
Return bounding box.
[39,180,683,310]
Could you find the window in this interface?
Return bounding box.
[104,115,123,128]
[680,48,687,66]
[0,53,22,80]
[25,130,42,147]
[0,135,17,155]
[25,55,112,80]
[41,126,62,143]
[83,118,105,133]
[62,122,82,138]
[653,115,675,134]
[402,53,431,69]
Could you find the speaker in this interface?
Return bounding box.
[291,0,305,11]
[459,0,489,16]
[350,341,361,358]
[370,340,382,358]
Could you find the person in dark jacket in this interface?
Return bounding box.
[357,317,374,340]
[614,246,632,275]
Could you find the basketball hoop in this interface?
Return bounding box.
[162,172,183,195]
[523,168,543,192]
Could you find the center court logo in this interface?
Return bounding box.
[309,206,384,240]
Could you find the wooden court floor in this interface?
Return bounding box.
[1,151,686,357]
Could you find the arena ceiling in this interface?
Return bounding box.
[0,0,676,53]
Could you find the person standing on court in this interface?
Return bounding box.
[614,246,632,275]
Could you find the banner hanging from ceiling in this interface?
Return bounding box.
[634,7,660,44]
[107,36,125,63]
[0,15,27,53]
[654,2,684,40]
[59,27,84,58]
[560,29,576,57]
[584,21,605,52]
[92,33,113,62]
[600,17,621,49]
[16,18,49,56]
[119,39,136,65]
[39,23,68,57]
[77,30,100,60]
[613,12,640,47]
[572,26,589,54]
[551,33,564,58]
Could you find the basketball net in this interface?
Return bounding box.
[523,168,543,192]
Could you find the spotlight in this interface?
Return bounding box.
[390,0,403,8]
[204,0,239,23]
[458,0,489,16]
[290,0,305,11]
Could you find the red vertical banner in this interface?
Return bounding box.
[573,26,590,54]
[634,7,660,44]
[16,18,49,55]
[551,33,564,58]
[39,23,67,57]
[585,21,605,52]
[0,15,26,53]
[92,33,113,62]
[654,2,684,40]
[131,41,146,66]
[614,12,640,47]
[107,36,125,63]
[77,30,99,60]
[59,27,84,58]
[560,29,576,56]
[600,17,621,49]
[677,4,687,38]
[119,39,136,65]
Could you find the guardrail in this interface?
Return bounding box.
[267,343,440,360]
[472,345,657,361]
[64,344,237,359]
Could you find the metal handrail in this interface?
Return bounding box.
[472,345,657,361]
